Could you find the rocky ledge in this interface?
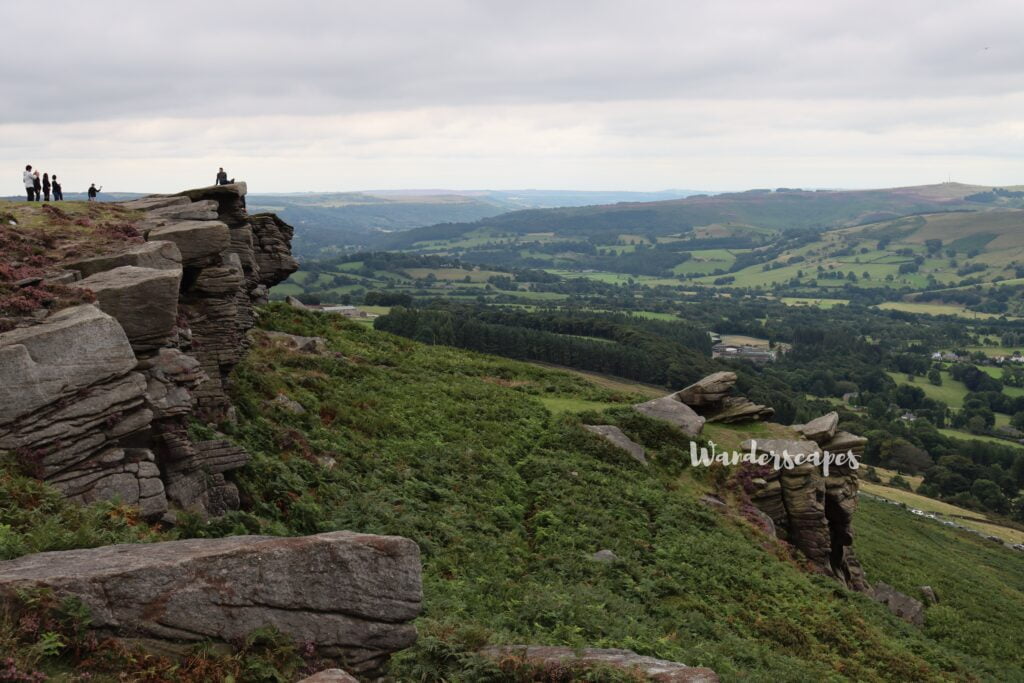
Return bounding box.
[0,531,422,676]
[0,183,298,520]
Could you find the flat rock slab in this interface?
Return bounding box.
[66,240,183,279]
[0,531,422,675]
[146,220,231,265]
[634,396,705,437]
[583,425,647,465]
[479,646,719,682]
[299,670,359,683]
[0,305,137,426]
[74,266,182,351]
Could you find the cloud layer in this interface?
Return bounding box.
[3,0,1023,192]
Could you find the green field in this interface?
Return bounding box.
[877,301,1009,319]
[887,370,968,409]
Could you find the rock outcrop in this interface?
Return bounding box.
[674,372,774,424]
[0,182,297,519]
[0,531,422,676]
[479,646,719,682]
[745,414,869,591]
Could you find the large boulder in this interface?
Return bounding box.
[583,425,647,465]
[74,266,183,352]
[0,305,137,426]
[705,396,774,424]
[871,582,925,626]
[146,220,231,266]
[0,531,422,676]
[674,371,736,407]
[479,646,719,682]
[634,396,705,436]
[65,240,182,278]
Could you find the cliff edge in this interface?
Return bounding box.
[0,183,298,520]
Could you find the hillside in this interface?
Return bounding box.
[219,305,1023,681]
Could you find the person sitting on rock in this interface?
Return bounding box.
[52,175,63,201]
[87,183,102,201]
[22,165,34,201]
[216,167,233,185]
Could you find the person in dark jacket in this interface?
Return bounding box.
[87,183,102,201]
[216,167,233,185]
[32,171,41,201]
[51,175,63,201]
[42,173,51,201]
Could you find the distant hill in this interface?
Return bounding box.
[383,183,1007,251]
[248,188,703,257]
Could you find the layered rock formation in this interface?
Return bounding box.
[745,412,869,591]
[675,371,774,424]
[0,531,422,676]
[582,424,648,465]
[0,183,297,519]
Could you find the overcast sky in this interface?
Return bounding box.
[3,0,1024,193]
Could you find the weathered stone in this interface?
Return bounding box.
[920,585,939,606]
[590,549,619,563]
[65,240,182,278]
[634,396,705,436]
[478,646,719,682]
[299,670,359,683]
[822,430,868,455]
[674,371,736,407]
[793,411,839,444]
[48,448,168,520]
[271,393,305,415]
[872,582,925,625]
[148,199,219,221]
[119,195,192,212]
[74,266,182,352]
[286,295,308,309]
[0,305,137,426]
[0,531,422,675]
[699,494,727,510]
[251,213,299,286]
[146,220,231,266]
[583,425,647,465]
[258,329,329,354]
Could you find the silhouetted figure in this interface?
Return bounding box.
[42,173,51,202]
[23,165,34,201]
[52,175,63,201]
[32,171,41,201]
[87,183,102,201]
[216,167,233,185]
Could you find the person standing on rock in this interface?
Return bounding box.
[87,183,102,201]
[22,165,34,201]
[32,170,41,201]
[52,175,63,201]
[42,173,51,202]
[216,167,232,185]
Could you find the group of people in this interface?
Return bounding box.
[21,165,101,201]
[22,165,64,201]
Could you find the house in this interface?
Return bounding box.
[712,343,776,363]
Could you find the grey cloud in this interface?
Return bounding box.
[3,0,1024,124]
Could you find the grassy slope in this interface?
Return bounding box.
[217,305,1023,681]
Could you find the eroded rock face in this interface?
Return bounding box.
[478,646,719,682]
[871,582,925,625]
[3,182,297,520]
[744,418,870,591]
[0,531,423,676]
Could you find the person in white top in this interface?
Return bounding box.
[23,165,34,201]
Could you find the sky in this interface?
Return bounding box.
[3,0,1024,193]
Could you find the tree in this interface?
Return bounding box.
[928,368,942,386]
[971,479,1009,514]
